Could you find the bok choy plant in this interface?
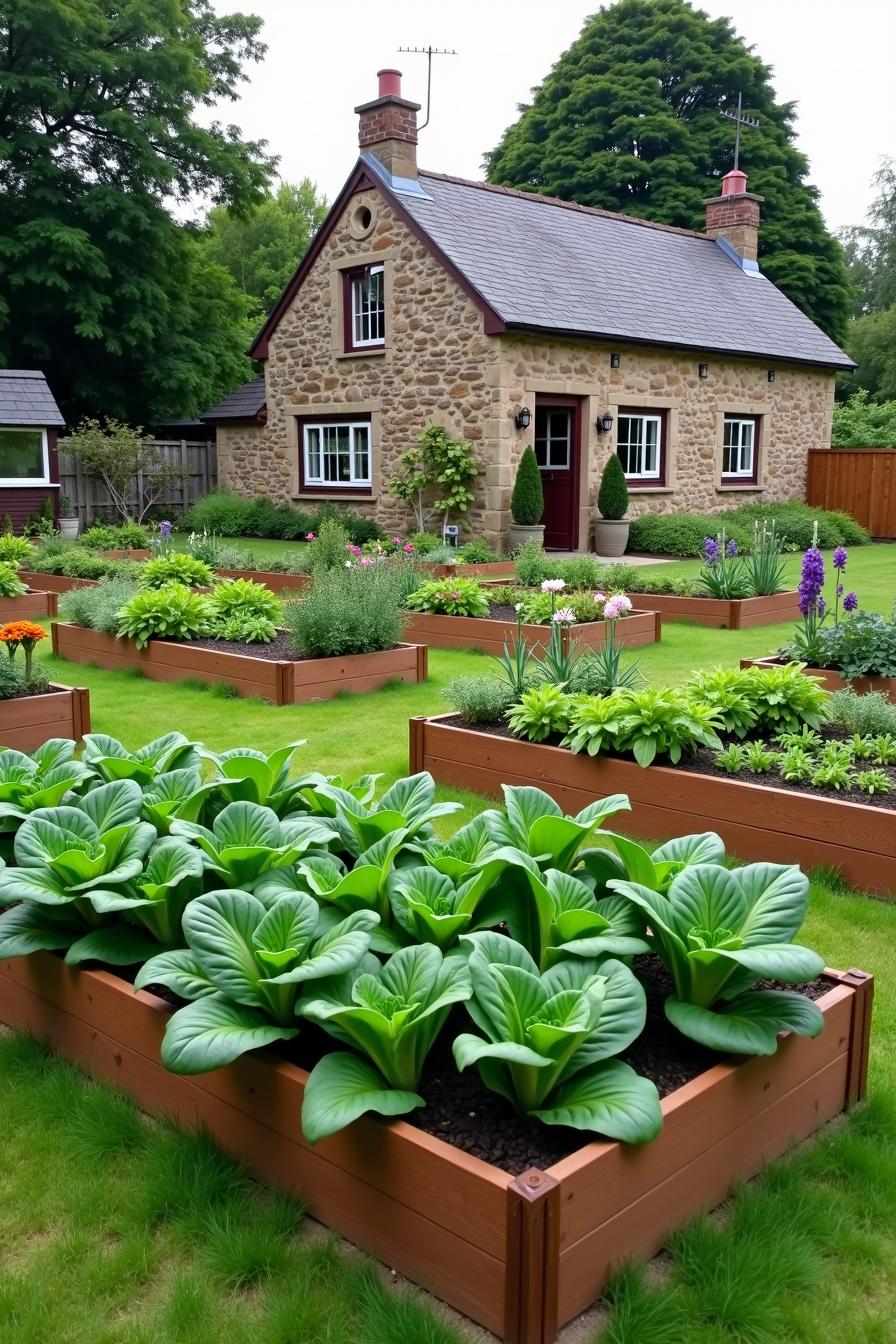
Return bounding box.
[311,772,462,856]
[81,732,200,783]
[0,740,94,851]
[170,801,337,887]
[608,862,825,1053]
[479,785,630,872]
[453,932,661,1142]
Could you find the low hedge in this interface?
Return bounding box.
[183,490,384,546]
[629,502,869,558]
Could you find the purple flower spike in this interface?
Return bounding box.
[725,539,738,558]
[844,591,859,612]
[833,546,848,571]
[797,545,825,614]
[160,520,172,539]
[817,596,826,618]
[837,584,844,596]
[703,537,720,565]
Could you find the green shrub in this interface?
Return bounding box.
[0,535,33,565]
[515,588,604,624]
[113,521,150,549]
[287,564,406,657]
[79,524,120,550]
[628,513,753,558]
[247,551,310,576]
[0,562,26,598]
[442,676,513,723]
[184,489,257,536]
[597,454,629,520]
[627,504,868,558]
[59,550,127,580]
[140,553,214,589]
[59,578,140,634]
[408,531,443,555]
[831,391,896,447]
[552,555,604,589]
[827,688,896,736]
[510,447,544,526]
[117,584,212,648]
[457,539,499,564]
[207,579,281,644]
[405,577,490,617]
[0,657,26,700]
[513,538,550,587]
[333,510,383,545]
[729,502,869,550]
[507,683,572,741]
[307,517,351,573]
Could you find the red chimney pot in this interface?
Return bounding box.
[720,168,748,196]
[377,69,402,98]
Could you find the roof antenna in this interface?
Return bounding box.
[720,92,760,172]
[397,46,457,131]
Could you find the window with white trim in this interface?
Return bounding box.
[348,264,385,349]
[616,412,664,483]
[302,421,371,489]
[722,416,758,480]
[0,428,49,485]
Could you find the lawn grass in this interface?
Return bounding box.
[5,538,895,1342]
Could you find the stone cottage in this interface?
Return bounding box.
[202,69,854,551]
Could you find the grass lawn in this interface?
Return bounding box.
[4,540,895,1342]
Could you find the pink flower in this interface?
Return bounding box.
[346,543,362,556]
[540,578,566,594]
[449,590,461,602]
[602,594,632,620]
[391,536,402,545]
[552,607,576,624]
[360,556,374,566]
[305,532,316,541]
[404,542,415,553]
[592,591,606,603]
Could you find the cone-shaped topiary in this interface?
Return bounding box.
[511,447,544,526]
[597,454,629,520]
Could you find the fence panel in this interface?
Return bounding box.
[59,440,217,525]
[806,448,896,539]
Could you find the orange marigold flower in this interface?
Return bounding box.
[0,621,47,643]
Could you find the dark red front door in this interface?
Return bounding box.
[534,397,580,550]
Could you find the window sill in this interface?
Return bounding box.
[294,493,377,503]
[717,482,763,492]
[624,484,675,494]
[0,480,54,488]
[335,348,388,361]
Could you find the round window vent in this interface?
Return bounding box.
[350,203,376,239]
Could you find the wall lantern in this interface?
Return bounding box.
[515,405,532,430]
[768,369,776,383]
[610,352,621,369]
[596,412,615,434]
[698,363,709,379]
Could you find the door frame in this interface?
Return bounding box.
[533,393,582,551]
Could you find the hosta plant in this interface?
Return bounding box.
[608,862,825,1054]
[82,732,200,784]
[506,683,572,742]
[405,577,490,617]
[170,801,337,887]
[136,888,379,1073]
[453,932,661,1142]
[300,944,472,1142]
[139,552,214,589]
[116,583,211,647]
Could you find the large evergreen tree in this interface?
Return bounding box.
[0,0,275,423]
[839,158,896,318]
[486,0,850,342]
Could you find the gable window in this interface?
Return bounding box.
[616,411,665,485]
[722,416,759,482]
[345,264,385,351]
[0,428,49,486]
[300,418,371,493]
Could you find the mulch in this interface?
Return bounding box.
[162,631,401,663]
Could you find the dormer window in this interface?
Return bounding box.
[345,263,385,351]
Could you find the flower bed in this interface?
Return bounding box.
[0,951,871,1343]
[423,560,516,579]
[622,590,799,629]
[51,623,426,703]
[0,682,90,749]
[18,570,96,596]
[410,714,896,894]
[404,593,660,655]
[0,589,58,620]
[741,656,896,701]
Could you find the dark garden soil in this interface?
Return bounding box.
[162,631,403,663]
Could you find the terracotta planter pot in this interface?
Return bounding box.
[403,608,661,655]
[410,714,896,895]
[0,589,58,621]
[628,590,800,629]
[741,656,896,702]
[593,519,629,557]
[51,622,426,705]
[0,951,871,1344]
[0,682,90,750]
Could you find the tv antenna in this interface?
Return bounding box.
[397,46,457,131]
[720,92,760,172]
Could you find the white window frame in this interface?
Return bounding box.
[722,417,757,479]
[302,420,372,490]
[616,413,663,482]
[0,426,50,487]
[350,264,385,349]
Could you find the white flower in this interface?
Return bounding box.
[514,602,523,613]
[345,560,353,567]
[552,607,576,624]
[540,578,566,594]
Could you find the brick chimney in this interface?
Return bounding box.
[355,69,421,181]
[704,169,764,263]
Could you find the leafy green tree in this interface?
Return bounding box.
[832,392,896,447]
[203,181,329,319]
[485,0,850,342]
[839,158,896,317]
[0,0,275,423]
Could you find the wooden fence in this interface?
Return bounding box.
[806,448,896,538]
[59,439,217,525]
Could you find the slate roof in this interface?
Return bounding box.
[200,378,266,421]
[395,171,854,371]
[0,369,65,427]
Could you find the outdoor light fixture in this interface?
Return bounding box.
[515,405,532,430]
[768,369,776,383]
[596,412,615,434]
[610,352,621,369]
[699,363,709,379]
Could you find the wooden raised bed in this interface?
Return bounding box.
[741,655,896,702]
[18,571,96,595]
[51,622,426,705]
[410,714,896,895]
[0,950,872,1343]
[422,560,516,579]
[0,682,90,750]
[404,608,660,655]
[625,589,799,629]
[214,567,309,594]
[0,589,58,620]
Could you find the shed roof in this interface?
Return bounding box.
[200,378,266,421]
[0,370,65,427]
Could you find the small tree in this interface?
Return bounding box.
[389,424,478,534]
[597,454,629,520]
[510,447,544,525]
[64,419,187,525]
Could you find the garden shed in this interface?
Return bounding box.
[0,369,64,531]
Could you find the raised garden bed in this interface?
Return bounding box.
[624,590,799,629]
[404,607,660,655]
[214,567,308,594]
[19,571,96,595]
[741,656,896,701]
[0,950,871,1344]
[0,681,90,750]
[0,589,58,620]
[51,622,427,704]
[422,560,516,579]
[410,713,896,895]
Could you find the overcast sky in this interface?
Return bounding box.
[216,0,895,233]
